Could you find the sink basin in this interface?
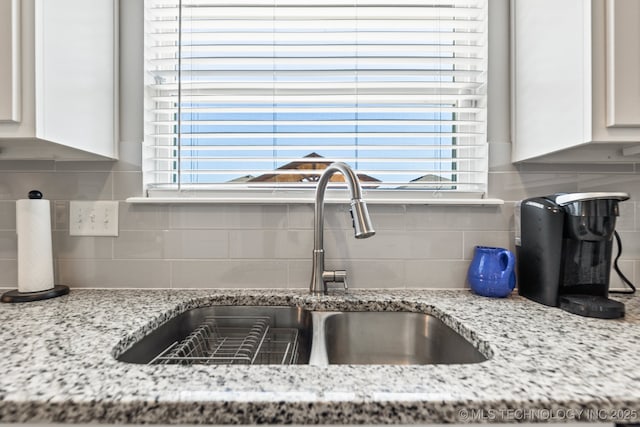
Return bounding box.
[117,306,312,365]
[117,307,487,366]
[316,311,487,365]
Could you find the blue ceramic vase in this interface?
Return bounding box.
[467,246,516,298]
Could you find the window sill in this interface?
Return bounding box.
[127,189,503,206]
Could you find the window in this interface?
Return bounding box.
[143,0,488,199]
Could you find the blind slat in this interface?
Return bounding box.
[146,32,485,45]
[149,106,484,113]
[151,120,483,126]
[149,144,486,150]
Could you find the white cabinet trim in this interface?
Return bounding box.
[0,0,21,123]
[605,0,640,127]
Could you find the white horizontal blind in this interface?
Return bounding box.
[144,0,488,194]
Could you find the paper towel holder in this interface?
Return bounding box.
[1,190,70,303]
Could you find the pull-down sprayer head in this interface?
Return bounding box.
[350,199,375,239]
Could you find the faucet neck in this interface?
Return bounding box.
[313,162,363,252]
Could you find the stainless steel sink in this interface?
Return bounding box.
[117,306,312,365]
[309,311,487,365]
[117,307,486,366]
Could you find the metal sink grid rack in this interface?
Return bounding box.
[149,315,300,365]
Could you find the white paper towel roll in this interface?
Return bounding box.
[16,198,55,293]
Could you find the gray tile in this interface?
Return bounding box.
[222,204,290,229]
[488,142,517,172]
[55,157,141,173]
[487,171,578,202]
[0,160,55,171]
[169,205,229,230]
[405,204,514,231]
[170,204,289,230]
[54,161,116,172]
[165,230,228,259]
[609,259,634,292]
[519,162,635,174]
[323,229,408,260]
[171,260,288,288]
[53,200,69,231]
[617,201,636,232]
[53,232,113,260]
[287,260,311,289]
[405,260,470,288]
[0,172,113,201]
[112,140,143,171]
[613,231,640,258]
[634,260,640,290]
[405,230,464,260]
[0,260,17,286]
[0,201,16,230]
[0,231,17,259]
[57,259,171,288]
[113,171,144,200]
[576,173,640,197]
[229,230,310,259]
[323,229,464,261]
[287,205,314,230]
[113,230,165,259]
[360,204,407,231]
[119,203,170,231]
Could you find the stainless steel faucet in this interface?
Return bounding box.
[309,162,375,295]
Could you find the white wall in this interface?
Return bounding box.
[0,0,639,290]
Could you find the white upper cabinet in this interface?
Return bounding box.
[512,0,640,163]
[0,0,118,161]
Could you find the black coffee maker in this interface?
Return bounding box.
[516,192,629,319]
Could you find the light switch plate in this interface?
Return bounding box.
[69,201,119,236]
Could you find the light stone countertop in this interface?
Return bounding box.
[0,288,638,424]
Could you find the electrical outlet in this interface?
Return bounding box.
[69,201,119,236]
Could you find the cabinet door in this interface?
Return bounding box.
[35,0,118,158]
[606,0,640,127]
[511,0,592,162]
[0,0,20,123]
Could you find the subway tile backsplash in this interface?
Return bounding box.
[1,162,640,290]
